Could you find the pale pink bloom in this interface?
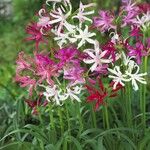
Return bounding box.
[16,52,32,74]
[83,41,112,72]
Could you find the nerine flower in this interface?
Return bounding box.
[127,41,147,64]
[83,41,112,72]
[15,75,36,96]
[72,2,95,24]
[49,3,75,34]
[108,66,129,89]
[93,10,116,32]
[41,84,83,105]
[25,23,46,49]
[125,61,147,91]
[71,25,96,48]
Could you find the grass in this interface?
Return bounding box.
[0,0,150,149]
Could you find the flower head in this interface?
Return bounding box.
[93,10,116,32]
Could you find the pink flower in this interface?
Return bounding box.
[93,10,116,32]
[55,47,79,67]
[102,42,116,62]
[127,41,147,64]
[16,52,32,74]
[138,3,150,13]
[25,23,47,49]
[35,54,58,85]
[15,75,36,96]
[64,64,85,85]
[130,26,142,37]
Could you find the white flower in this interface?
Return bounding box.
[66,85,83,102]
[122,52,135,66]
[109,32,119,44]
[72,2,95,24]
[52,28,75,48]
[40,85,68,105]
[83,40,112,72]
[71,25,96,48]
[49,3,75,34]
[108,66,129,89]
[46,0,70,6]
[135,11,150,29]
[125,62,147,91]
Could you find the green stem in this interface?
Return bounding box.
[77,103,83,134]
[49,104,55,130]
[91,105,97,128]
[104,106,110,129]
[58,108,64,135]
[127,83,132,127]
[65,103,71,135]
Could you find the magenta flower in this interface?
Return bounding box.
[15,75,36,96]
[130,26,142,37]
[102,41,116,62]
[93,10,116,32]
[138,3,150,13]
[35,54,58,85]
[55,47,79,67]
[127,41,147,64]
[25,23,47,49]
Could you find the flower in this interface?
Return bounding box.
[72,2,95,24]
[46,0,70,6]
[86,79,108,110]
[130,26,142,37]
[63,64,85,85]
[125,61,147,91]
[71,25,96,48]
[15,75,36,96]
[83,41,112,72]
[25,23,46,49]
[49,3,75,34]
[66,85,83,102]
[55,47,79,67]
[93,10,116,32]
[16,52,32,74]
[127,41,147,64]
[108,66,129,89]
[41,84,68,105]
[35,54,58,85]
[102,41,117,62]
[37,9,51,34]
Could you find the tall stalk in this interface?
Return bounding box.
[91,105,97,128]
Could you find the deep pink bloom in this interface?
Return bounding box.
[93,10,116,32]
[146,38,150,49]
[127,41,147,64]
[15,75,36,96]
[35,54,58,85]
[130,26,142,37]
[55,47,79,62]
[138,3,150,13]
[102,42,116,62]
[25,23,46,49]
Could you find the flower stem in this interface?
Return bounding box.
[104,106,110,129]
[58,108,64,135]
[91,105,97,128]
[65,103,71,135]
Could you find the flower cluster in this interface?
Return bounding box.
[16,0,149,112]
